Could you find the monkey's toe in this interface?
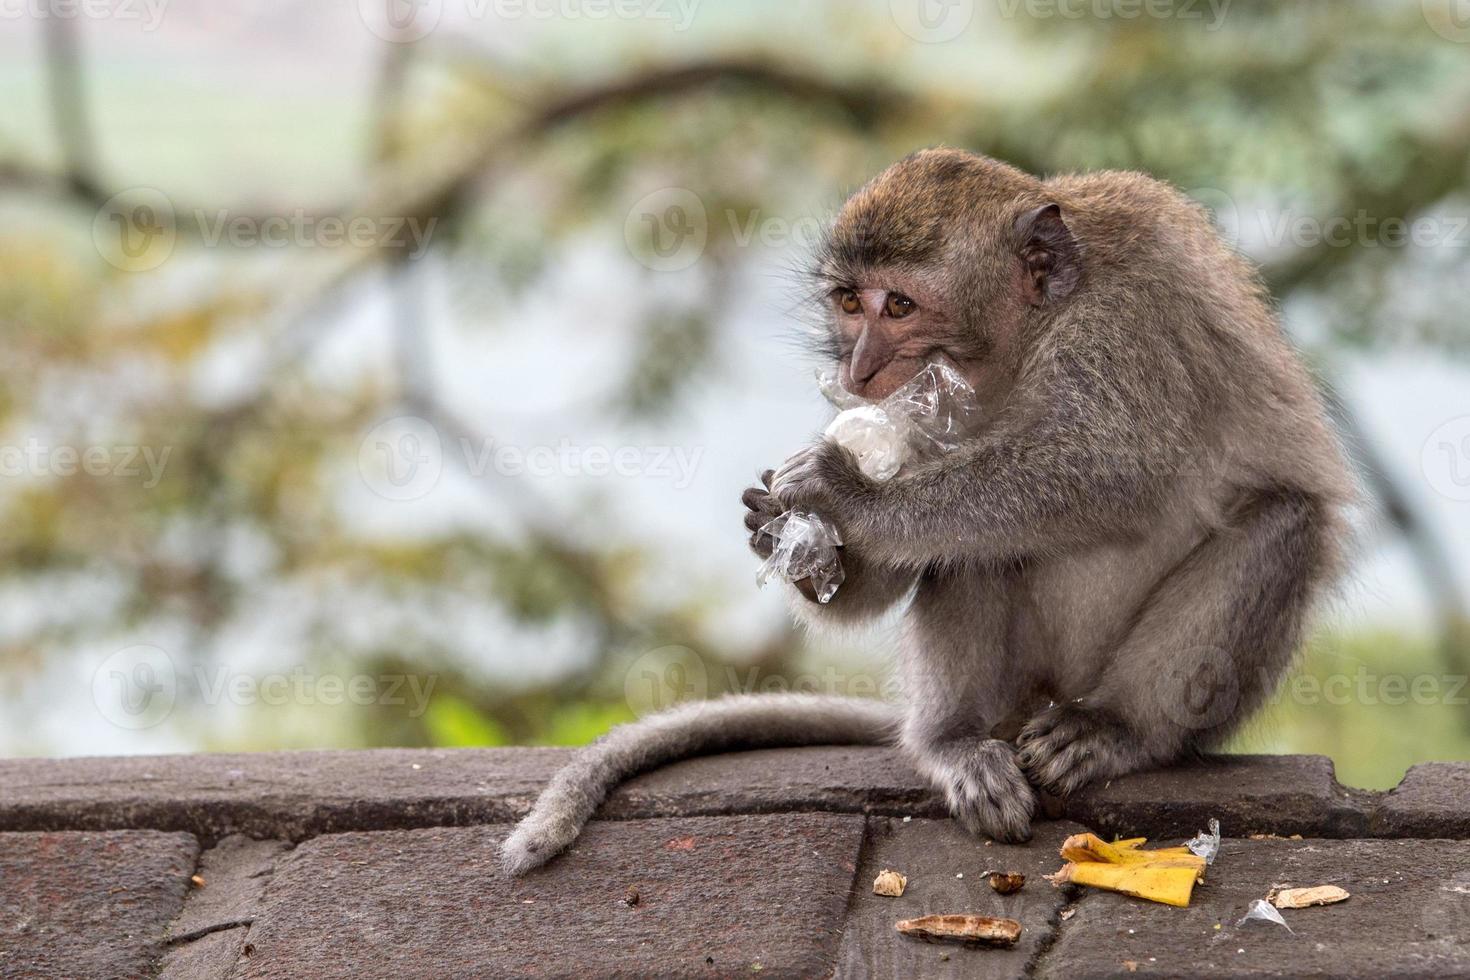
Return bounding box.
[938,739,1037,844]
[1017,704,1136,797]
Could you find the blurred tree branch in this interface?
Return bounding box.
[4,6,1467,747]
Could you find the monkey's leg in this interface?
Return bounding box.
[1017,488,1342,797]
[900,567,1039,843]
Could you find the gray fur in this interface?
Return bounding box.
[504,148,1354,871]
[499,693,898,875]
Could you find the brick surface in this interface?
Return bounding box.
[0,748,1391,845]
[837,817,1085,979]
[0,750,1467,979]
[1036,836,1470,979]
[236,814,866,979]
[606,745,943,819]
[1064,754,1370,840]
[157,927,248,980]
[0,830,198,980]
[1373,762,1470,838]
[0,746,939,840]
[0,747,557,840]
[169,835,291,940]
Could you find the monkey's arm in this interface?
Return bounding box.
[775,340,1200,568]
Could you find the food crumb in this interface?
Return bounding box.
[1268,885,1350,909]
[987,872,1025,895]
[873,870,908,898]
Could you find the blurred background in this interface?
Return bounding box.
[1,0,1467,789]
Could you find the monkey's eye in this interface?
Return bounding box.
[885,293,916,319]
[835,288,862,315]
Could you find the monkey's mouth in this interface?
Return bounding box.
[843,349,972,403]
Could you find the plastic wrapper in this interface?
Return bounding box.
[757,362,981,602]
[754,510,846,602]
[1187,817,1222,865]
[1237,898,1294,933]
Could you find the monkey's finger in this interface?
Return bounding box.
[741,486,768,511]
[748,532,774,559]
[744,510,768,533]
[760,468,775,489]
[770,458,808,499]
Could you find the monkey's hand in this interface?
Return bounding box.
[741,468,783,559]
[743,468,824,604]
[769,440,874,537]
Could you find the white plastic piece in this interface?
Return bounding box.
[758,363,981,601]
[1187,817,1222,865]
[824,405,909,481]
[1237,898,1293,934]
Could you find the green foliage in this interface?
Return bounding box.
[2,2,1467,774]
[1228,629,1470,790]
[533,701,639,748]
[423,694,512,748]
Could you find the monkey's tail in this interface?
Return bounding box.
[499,693,900,876]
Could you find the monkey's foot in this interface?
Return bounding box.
[1016,704,1141,798]
[925,738,1036,843]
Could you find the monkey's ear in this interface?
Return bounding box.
[1015,203,1081,306]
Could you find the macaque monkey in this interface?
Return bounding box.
[501,148,1352,876]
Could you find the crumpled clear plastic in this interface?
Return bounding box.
[757,361,982,602]
[754,510,846,601]
[1237,898,1293,933]
[1187,817,1222,865]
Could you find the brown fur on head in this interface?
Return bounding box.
[817,148,1078,403]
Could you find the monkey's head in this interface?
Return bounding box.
[817,148,1081,401]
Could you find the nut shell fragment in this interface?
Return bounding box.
[873,869,908,897]
[988,872,1026,895]
[1269,885,1350,909]
[895,914,1022,948]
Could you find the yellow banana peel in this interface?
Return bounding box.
[1048,832,1207,907]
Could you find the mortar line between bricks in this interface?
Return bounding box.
[1022,896,1079,979]
[827,815,883,979]
[157,837,295,978]
[150,833,208,977]
[224,922,256,979]
[219,845,297,980]
[0,799,951,844]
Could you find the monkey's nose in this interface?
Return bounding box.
[850,357,884,386]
